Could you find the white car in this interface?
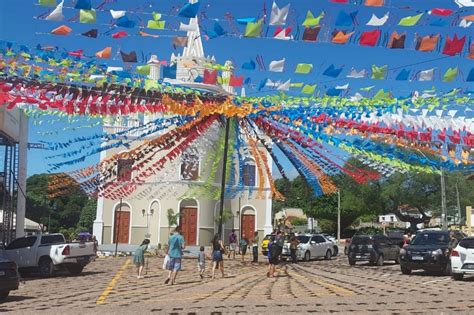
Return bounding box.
[451,237,474,281]
[283,234,334,261]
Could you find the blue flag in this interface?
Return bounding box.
[326,88,343,96]
[237,17,256,24]
[335,10,357,27]
[323,64,343,78]
[258,78,268,91]
[467,68,474,82]
[75,0,91,9]
[178,2,200,18]
[117,16,136,28]
[242,60,256,70]
[163,64,177,79]
[430,18,448,27]
[396,69,410,81]
[207,22,226,39]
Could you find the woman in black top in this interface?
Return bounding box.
[211,233,225,279]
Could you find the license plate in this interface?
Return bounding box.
[0,271,5,276]
[356,255,362,258]
[412,256,424,261]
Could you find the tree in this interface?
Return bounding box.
[76,198,97,233]
[166,208,179,236]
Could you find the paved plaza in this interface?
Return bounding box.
[3,253,474,314]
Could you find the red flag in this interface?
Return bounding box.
[203,69,218,84]
[68,50,84,57]
[442,35,466,56]
[331,0,348,3]
[229,75,244,87]
[359,29,380,47]
[112,31,128,39]
[429,8,453,16]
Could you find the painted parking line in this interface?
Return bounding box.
[422,278,450,285]
[96,258,131,305]
[289,271,355,296]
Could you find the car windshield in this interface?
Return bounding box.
[297,236,310,243]
[411,233,449,245]
[459,239,474,249]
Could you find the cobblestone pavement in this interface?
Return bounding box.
[3,254,474,314]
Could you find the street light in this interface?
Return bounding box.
[142,208,154,239]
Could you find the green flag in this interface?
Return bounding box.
[371,65,387,80]
[360,85,375,91]
[244,19,263,37]
[302,11,324,27]
[144,79,158,91]
[80,9,97,24]
[295,63,313,74]
[136,65,151,75]
[147,20,166,29]
[373,89,391,100]
[152,12,162,21]
[39,0,56,6]
[442,67,458,82]
[398,13,423,26]
[290,82,304,88]
[301,84,317,94]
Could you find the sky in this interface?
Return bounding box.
[0,0,472,176]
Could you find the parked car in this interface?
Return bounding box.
[399,230,460,275]
[387,231,405,248]
[0,258,19,301]
[4,233,97,277]
[451,237,474,281]
[348,234,400,266]
[322,233,339,256]
[282,234,333,261]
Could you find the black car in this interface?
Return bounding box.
[399,230,458,275]
[0,258,20,300]
[400,231,462,275]
[348,234,401,266]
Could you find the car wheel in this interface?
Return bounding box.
[304,251,311,262]
[38,257,54,277]
[67,264,84,276]
[348,259,356,266]
[0,291,9,301]
[395,255,400,264]
[332,246,338,256]
[376,254,384,266]
[401,266,412,275]
[325,250,332,260]
[452,273,464,281]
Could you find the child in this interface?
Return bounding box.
[198,246,206,279]
[133,239,150,279]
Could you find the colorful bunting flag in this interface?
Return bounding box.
[120,50,138,63]
[242,60,256,70]
[136,65,151,75]
[442,67,458,82]
[429,8,453,16]
[75,0,91,10]
[331,30,354,44]
[301,84,317,94]
[269,2,290,26]
[302,27,320,41]
[204,69,218,84]
[388,32,406,49]
[366,12,389,26]
[79,9,96,24]
[466,68,474,81]
[39,0,56,6]
[398,13,423,26]
[371,65,387,80]
[364,0,384,6]
[295,63,313,74]
[396,69,410,81]
[147,20,166,29]
[116,16,136,28]
[244,19,263,37]
[360,29,380,46]
[229,75,244,87]
[45,0,64,21]
[302,11,324,27]
[415,34,439,52]
[95,47,111,59]
[207,22,226,39]
[269,58,285,72]
[346,68,367,78]
[323,64,343,77]
[442,35,466,56]
[110,10,127,19]
[419,69,435,81]
[112,31,128,39]
[335,10,357,27]
[82,29,98,38]
[51,25,71,35]
[178,2,200,18]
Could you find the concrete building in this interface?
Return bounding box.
[93,3,273,247]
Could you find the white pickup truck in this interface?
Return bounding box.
[2,234,97,277]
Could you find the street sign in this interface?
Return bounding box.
[27,143,45,149]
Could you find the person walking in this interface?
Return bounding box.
[275,230,284,259]
[197,246,207,280]
[240,233,249,262]
[165,226,185,285]
[228,229,237,260]
[133,239,150,279]
[211,233,225,279]
[267,236,279,277]
[251,231,259,263]
[289,234,299,264]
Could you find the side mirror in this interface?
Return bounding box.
[310,241,316,245]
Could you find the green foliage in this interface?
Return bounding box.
[76,198,97,233]
[26,173,89,233]
[290,217,308,226]
[214,208,233,224]
[167,208,179,227]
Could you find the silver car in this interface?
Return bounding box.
[283,234,334,261]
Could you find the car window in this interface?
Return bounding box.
[459,239,474,249]
[313,235,326,243]
[411,233,449,245]
[297,236,310,244]
[40,235,65,245]
[6,236,37,249]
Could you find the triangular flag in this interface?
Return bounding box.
[332,30,354,44]
[302,27,320,41]
[364,0,384,6]
[207,22,226,39]
[277,79,291,91]
[442,67,458,82]
[112,31,128,39]
[229,75,244,87]
[466,68,474,81]
[269,58,285,72]
[346,68,367,78]
[95,47,111,59]
[295,63,313,74]
[75,0,91,9]
[388,32,406,49]
[301,84,317,94]
[455,0,474,7]
[335,10,357,27]
[80,9,96,24]
[242,60,256,70]
[116,16,136,28]
[302,11,324,27]
[398,13,423,26]
[335,83,349,90]
[147,20,166,29]
[178,2,200,18]
[110,10,126,19]
[419,69,435,81]
[82,29,98,38]
[415,34,439,52]
[442,35,466,56]
[152,12,162,21]
[459,19,473,28]
[371,65,387,80]
[244,19,263,37]
[429,8,453,16]
[51,25,72,35]
[39,0,56,6]
[203,69,218,84]
[323,64,343,77]
[269,2,290,26]
[396,69,410,81]
[366,12,389,26]
[45,0,64,21]
[136,65,151,75]
[373,89,391,100]
[360,29,380,46]
[120,50,138,63]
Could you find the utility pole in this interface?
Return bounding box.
[218,118,231,238]
[337,190,341,244]
[114,198,122,257]
[440,169,448,230]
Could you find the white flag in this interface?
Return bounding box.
[335,83,349,90]
[110,10,127,19]
[277,79,291,91]
[455,0,474,7]
[269,2,290,25]
[459,19,473,28]
[107,66,123,73]
[419,69,435,81]
[366,12,389,26]
[45,1,64,21]
[346,68,367,78]
[179,22,198,32]
[265,79,279,87]
[269,58,285,72]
